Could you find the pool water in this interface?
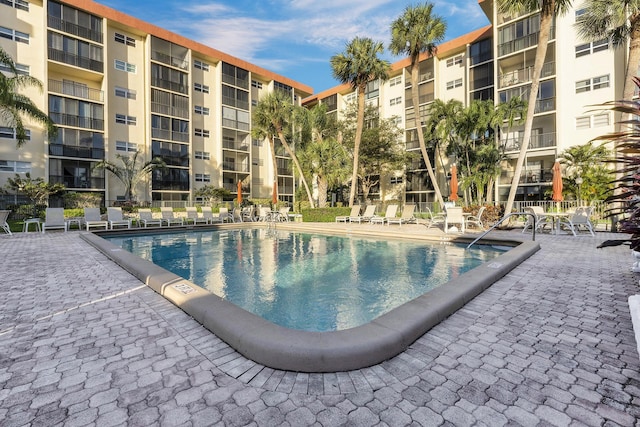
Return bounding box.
[106,229,503,332]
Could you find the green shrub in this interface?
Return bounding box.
[301,207,352,222]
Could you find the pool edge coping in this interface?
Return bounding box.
[80,226,540,372]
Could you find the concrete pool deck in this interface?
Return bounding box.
[1,225,639,425]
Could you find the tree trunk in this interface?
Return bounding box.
[277,130,315,208]
[624,17,640,101]
[412,60,445,208]
[503,6,553,219]
[269,137,279,201]
[349,87,366,207]
[317,175,328,208]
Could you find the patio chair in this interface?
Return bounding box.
[336,205,361,223]
[465,206,486,230]
[84,208,108,231]
[0,210,12,235]
[185,207,208,225]
[370,204,398,225]
[559,207,595,236]
[107,207,132,230]
[232,207,243,223]
[138,209,162,227]
[278,206,291,221]
[422,207,445,229]
[257,206,271,222]
[388,204,417,226]
[349,205,376,223]
[242,206,256,222]
[161,207,184,226]
[444,206,465,233]
[201,208,223,224]
[219,207,233,223]
[42,208,67,233]
[523,206,551,233]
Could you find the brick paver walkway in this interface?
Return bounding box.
[0,229,638,426]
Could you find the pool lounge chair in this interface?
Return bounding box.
[559,207,595,236]
[445,206,465,233]
[388,204,417,226]
[370,204,398,225]
[350,205,376,223]
[84,208,109,231]
[336,205,360,223]
[185,207,208,225]
[218,207,233,223]
[107,207,132,230]
[138,209,162,227]
[201,208,223,224]
[278,206,291,221]
[0,210,12,235]
[161,207,184,226]
[42,208,67,233]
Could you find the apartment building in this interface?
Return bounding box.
[304,1,625,207]
[0,0,312,207]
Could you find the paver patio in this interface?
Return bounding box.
[0,227,638,426]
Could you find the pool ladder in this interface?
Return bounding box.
[466,212,537,250]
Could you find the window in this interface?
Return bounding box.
[389,76,402,87]
[193,59,209,71]
[1,0,28,11]
[575,8,587,22]
[446,79,463,90]
[115,114,136,125]
[114,87,136,100]
[593,39,609,53]
[194,105,209,115]
[252,139,263,147]
[195,151,210,160]
[344,92,356,104]
[0,126,30,140]
[576,39,609,57]
[446,55,463,67]
[0,160,30,173]
[575,116,590,129]
[114,59,136,73]
[576,75,610,93]
[114,32,136,46]
[252,80,263,89]
[593,74,610,90]
[390,177,403,184]
[593,113,610,127]
[389,97,402,106]
[0,62,28,75]
[195,173,210,182]
[575,79,591,93]
[194,128,210,137]
[0,26,28,43]
[575,43,590,58]
[115,141,138,152]
[194,83,209,93]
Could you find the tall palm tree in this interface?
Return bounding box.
[331,37,390,207]
[94,151,166,202]
[576,0,640,101]
[500,0,573,218]
[0,47,56,148]
[389,2,447,208]
[427,99,463,194]
[252,91,315,208]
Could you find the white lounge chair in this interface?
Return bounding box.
[242,206,256,222]
[138,209,162,227]
[84,208,108,231]
[42,208,67,233]
[107,207,132,230]
[465,206,486,230]
[0,210,12,235]
[350,205,376,223]
[219,207,233,223]
[185,207,208,225]
[388,204,416,226]
[336,205,360,223]
[523,206,551,233]
[445,207,465,233]
[559,207,595,236]
[201,208,223,224]
[278,206,291,221]
[422,207,445,229]
[370,204,398,225]
[258,206,271,222]
[161,207,184,226]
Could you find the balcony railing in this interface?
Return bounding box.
[47,16,103,43]
[49,175,105,189]
[48,79,103,102]
[277,168,293,176]
[502,131,556,152]
[498,62,555,89]
[48,48,103,73]
[151,102,189,119]
[222,96,250,111]
[151,77,187,95]
[50,112,104,130]
[49,144,104,159]
[500,169,552,185]
[222,163,250,173]
[498,27,555,57]
[222,119,250,132]
[151,128,189,143]
[535,97,555,114]
[151,50,188,70]
[222,140,250,151]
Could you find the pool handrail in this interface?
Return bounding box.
[467,211,537,250]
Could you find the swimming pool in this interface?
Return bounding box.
[84,224,539,371]
[105,229,503,332]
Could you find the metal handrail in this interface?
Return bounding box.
[466,212,536,250]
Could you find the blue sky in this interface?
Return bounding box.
[97,0,490,94]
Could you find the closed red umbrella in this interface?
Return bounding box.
[237,181,242,205]
[272,181,278,205]
[449,164,459,202]
[552,160,563,212]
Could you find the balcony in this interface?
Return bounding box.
[151,128,189,143]
[222,118,250,132]
[535,97,555,114]
[49,175,105,189]
[47,16,103,43]
[498,62,555,89]
[500,170,552,184]
[50,112,104,130]
[502,131,556,152]
[222,140,250,152]
[151,102,189,119]
[48,48,103,73]
[48,79,103,102]
[222,163,250,173]
[49,144,104,159]
[151,77,187,95]
[151,50,188,70]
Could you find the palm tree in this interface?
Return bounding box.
[0,47,56,148]
[252,91,315,208]
[426,99,463,192]
[500,0,573,218]
[576,0,640,101]
[331,37,390,207]
[389,2,447,208]
[94,151,166,202]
